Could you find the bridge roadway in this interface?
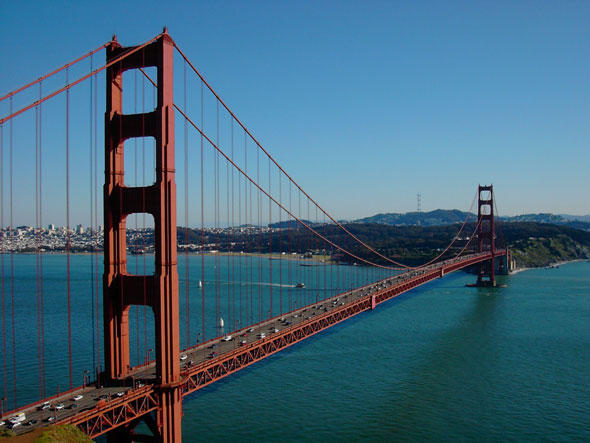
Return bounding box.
[2,251,504,438]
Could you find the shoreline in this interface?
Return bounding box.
[2,250,336,264]
[511,258,588,274]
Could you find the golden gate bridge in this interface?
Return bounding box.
[0,30,509,441]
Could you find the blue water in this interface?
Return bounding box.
[2,256,589,441]
[181,262,590,441]
[0,253,393,410]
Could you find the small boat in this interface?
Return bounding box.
[295,282,305,288]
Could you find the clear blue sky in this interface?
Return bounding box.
[1,1,589,224]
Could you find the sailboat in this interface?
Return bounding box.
[219,317,224,329]
[198,280,203,288]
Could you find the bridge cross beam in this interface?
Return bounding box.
[104,31,182,442]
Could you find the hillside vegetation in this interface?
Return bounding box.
[178,221,590,269]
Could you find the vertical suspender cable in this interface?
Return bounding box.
[41,102,46,393]
[93,67,100,383]
[257,148,261,323]
[9,96,17,407]
[226,128,230,331]
[307,198,310,305]
[134,70,140,365]
[215,101,220,337]
[35,95,41,399]
[244,132,250,325]
[200,80,205,342]
[278,170,282,314]
[65,67,73,390]
[268,157,272,319]
[238,137,242,328]
[249,141,253,324]
[289,181,292,311]
[0,123,6,404]
[231,121,235,331]
[90,55,97,378]
[184,60,190,348]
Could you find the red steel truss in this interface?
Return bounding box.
[57,386,158,439]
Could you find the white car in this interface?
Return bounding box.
[55,403,65,410]
[180,354,188,361]
[258,332,266,339]
[9,413,26,424]
[222,335,232,341]
[73,394,83,401]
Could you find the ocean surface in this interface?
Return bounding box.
[181,261,590,442]
[1,256,589,441]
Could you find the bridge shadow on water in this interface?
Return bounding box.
[356,278,507,441]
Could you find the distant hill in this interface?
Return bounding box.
[355,209,475,226]
[268,219,313,229]
[560,214,590,223]
[502,213,566,223]
[355,210,590,231]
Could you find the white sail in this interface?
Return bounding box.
[219,317,224,328]
[198,280,203,288]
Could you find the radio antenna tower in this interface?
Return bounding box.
[417,193,422,213]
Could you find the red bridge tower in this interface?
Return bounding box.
[103,31,182,441]
[475,184,496,286]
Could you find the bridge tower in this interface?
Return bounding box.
[104,31,182,441]
[475,184,496,286]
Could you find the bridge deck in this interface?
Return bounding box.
[2,251,504,438]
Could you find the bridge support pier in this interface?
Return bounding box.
[104,31,182,442]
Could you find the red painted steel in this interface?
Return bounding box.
[476,185,496,286]
[103,31,182,441]
[57,386,159,439]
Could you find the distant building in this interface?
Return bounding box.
[76,224,85,234]
[48,223,55,231]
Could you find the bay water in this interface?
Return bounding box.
[1,255,588,440]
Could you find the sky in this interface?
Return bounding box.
[1,1,589,225]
